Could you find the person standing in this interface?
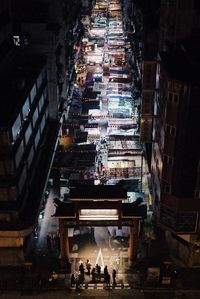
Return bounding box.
[97,264,101,280]
[86,259,91,276]
[91,267,96,282]
[112,269,117,285]
[104,265,109,285]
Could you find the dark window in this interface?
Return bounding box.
[168,92,173,102]
[163,155,173,165]
[164,185,171,194]
[173,94,179,104]
[166,124,176,136]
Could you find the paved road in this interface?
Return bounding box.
[2,289,200,299]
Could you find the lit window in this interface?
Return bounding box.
[195,190,200,199]
[13,36,20,46]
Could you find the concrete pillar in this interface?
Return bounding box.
[59,219,69,259]
[129,219,139,265]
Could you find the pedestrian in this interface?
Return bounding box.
[91,267,96,282]
[79,272,85,286]
[74,271,79,289]
[79,263,85,276]
[97,264,101,280]
[104,265,109,284]
[104,265,108,276]
[112,269,117,285]
[86,259,91,276]
[71,273,75,287]
[107,273,111,286]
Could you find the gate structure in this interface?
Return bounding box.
[54,185,147,265]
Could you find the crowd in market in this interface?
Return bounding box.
[71,259,117,288]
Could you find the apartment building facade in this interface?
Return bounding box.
[151,45,200,266]
[0,0,83,265]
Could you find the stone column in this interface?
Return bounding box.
[129,219,139,265]
[59,219,69,259]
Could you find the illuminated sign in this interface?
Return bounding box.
[79,209,118,220]
[83,45,95,52]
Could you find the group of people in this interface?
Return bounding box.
[77,75,85,87]
[71,259,117,288]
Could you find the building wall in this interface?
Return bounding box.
[11,0,69,119]
[159,0,200,50]
[0,0,83,265]
[0,66,49,205]
[151,52,200,265]
[165,231,200,267]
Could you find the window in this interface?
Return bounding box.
[168,92,173,102]
[18,166,27,192]
[25,122,32,145]
[45,108,49,120]
[27,146,34,169]
[32,107,39,127]
[15,140,24,169]
[38,94,44,112]
[30,84,37,103]
[13,36,20,46]
[37,73,43,89]
[34,128,40,149]
[41,114,46,133]
[173,94,179,104]
[22,98,30,121]
[166,124,176,136]
[163,155,173,166]
[42,68,47,80]
[43,87,48,99]
[164,184,171,194]
[195,190,200,199]
[168,92,179,104]
[12,114,21,142]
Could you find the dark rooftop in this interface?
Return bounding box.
[53,201,147,219]
[70,185,127,200]
[0,53,46,127]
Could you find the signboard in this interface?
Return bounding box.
[146,267,160,283]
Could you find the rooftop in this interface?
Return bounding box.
[70,185,127,200]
